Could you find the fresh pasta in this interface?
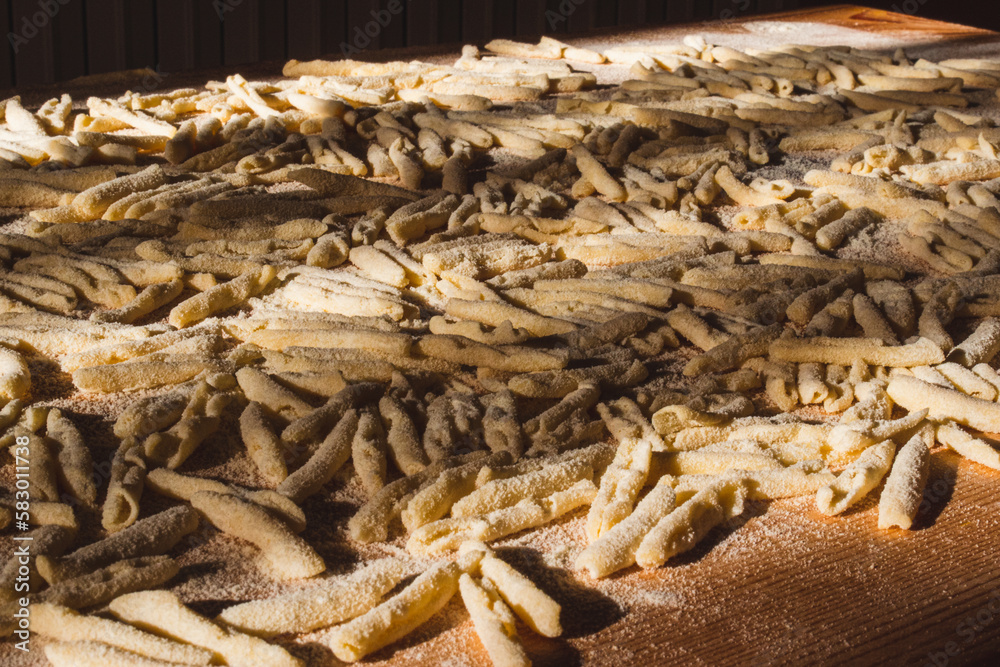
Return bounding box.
[0,28,999,667]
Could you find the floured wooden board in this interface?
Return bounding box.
[2,5,1000,667]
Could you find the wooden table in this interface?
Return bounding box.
[325,9,1000,666]
[3,6,1000,667]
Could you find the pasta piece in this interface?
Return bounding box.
[815,207,878,250]
[576,476,677,578]
[684,324,783,376]
[72,165,168,218]
[37,506,199,584]
[0,348,30,399]
[378,394,429,475]
[659,450,782,475]
[422,392,482,461]
[32,603,213,665]
[73,358,230,394]
[948,317,1000,367]
[217,558,411,637]
[770,336,944,368]
[674,463,835,500]
[277,409,359,502]
[479,548,562,638]
[570,144,626,201]
[20,501,77,530]
[280,382,382,450]
[786,270,862,326]
[972,363,1000,393]
[38,556,179,610]
[46,408,97,505]
[407,479,597,555]
[878,428,932,530]
[816,440,895,516]
[460,573,531,667]
[415,334,568,373]
[887,375,1000,433]
[936,422,1000,470]
[101,438,146,533]
[934,362,997,400]
[715,165,783,206]
[587,399,656,541]
[114,390,190,440]
[665,304,730,351]
[145,468,305,531]
[797,362,829,405]
[853,293,898,345]
[827,409,928,461]
[142,381,229,468]
[271,370,348,398]
[91,279,184,324]
[350,245,408,289]
[470,391,522,460]
[239,401,288,486]
[60,327,215,372]
[348,451,488,543]
[324,561,461,662]
[451,456,593,518]
[445,298,575,337]
[169,266,276,328]
[110,590,301,667]
[43,641,198,667]
[352,409,389,497]
[401,451,511,532]
[237,367,314,420]
[901,159,1000,186]
[190,490,325,579]
[635,479,747,568]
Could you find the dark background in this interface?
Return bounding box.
[0,0,996,90]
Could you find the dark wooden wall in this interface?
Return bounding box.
[2,1,997,90]
[0,0,808,88]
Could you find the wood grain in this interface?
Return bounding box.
[607,451,1000,666]
[758,4,997,37]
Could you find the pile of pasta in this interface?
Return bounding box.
[2,32,1000,666]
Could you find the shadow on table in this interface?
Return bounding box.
[911,450,960,531]
[667,498,770,567]
[493,545,624,637]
